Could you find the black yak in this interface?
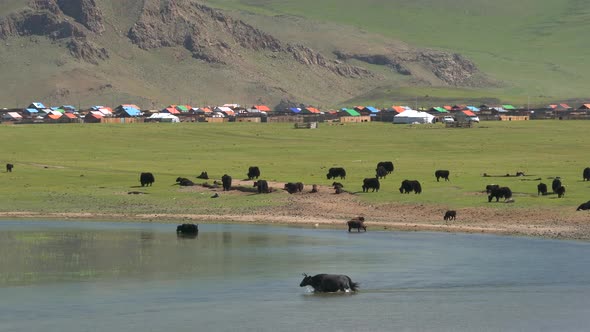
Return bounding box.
[284,182,299,194]
[552,178,562,193]
[362,178,380,192]
[221,174,232,191]
[443,210,456,221]
[176,223,198,237]
[247,166,260,180]
[347,217,366,232]
[377,161,394,174]
[326,167,346,180]
[253,180,269,193]
[197,171,209,179]
[6,163,13,172]
[435,170,450,182]
[584,168,590,181]
[576,201,590,211]
[376,166,388,179]
[537,183,548,196]
[300,273,359,293]
[140,172,155,187]
[488,187,512,202]
[399,180,421,194]
[486,184,500,194]
[176,177,195,186]
[556,186,566,198]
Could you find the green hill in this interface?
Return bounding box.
[0,0,587,109]
[207,0,590,104]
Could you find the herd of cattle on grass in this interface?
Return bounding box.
[134,161,590,229]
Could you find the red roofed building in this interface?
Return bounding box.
[253,105,271,112]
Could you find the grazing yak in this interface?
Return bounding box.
[443,210,456,221]
[375,166,388,179]
[556,186,566,198]
[176,223,198,237]
[197,171,209,179]
[377,161,394,174]
[485,184,500,194]
[300,273,359,293]
[584,168,590,181]
[284,182,304,194]
[537,183,548,196]
[552,178,562,193]
[435,170,450,182]
[399,180,422,194]
[576,201,590,211]
[221,174,232,191]
[247,166,261,180]
[326,167,346,180]
[347,217,366,232]
[140,172,155,187]
[176,177,195,186]
[6,163,13,172]
[253,180,270,193]
[362,178,380,192]
[488,186,512,202]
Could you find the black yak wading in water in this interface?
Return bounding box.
[299,273,359,293]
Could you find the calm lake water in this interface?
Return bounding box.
[0,220,589,332]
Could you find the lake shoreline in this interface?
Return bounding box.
[1,203,588,241]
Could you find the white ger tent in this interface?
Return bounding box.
[393,109,435,124]
[149,113,180,123]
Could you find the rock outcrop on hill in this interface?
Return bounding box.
[334,49,486,86]
[0,0,108,64]
[128,0,371,78]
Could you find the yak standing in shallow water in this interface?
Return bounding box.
[300,273,359,293]
[347,217,366,232]
[176,224,198,237]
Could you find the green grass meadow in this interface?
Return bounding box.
[0,121,588,218]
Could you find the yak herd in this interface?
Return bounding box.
[136,162,590,222]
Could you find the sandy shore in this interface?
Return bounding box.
[1,179,589,241]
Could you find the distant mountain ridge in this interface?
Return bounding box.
[0,0,494,108]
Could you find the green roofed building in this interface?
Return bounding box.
[340,108,360,116]
[502,105,516,110]
[175,105,190,112]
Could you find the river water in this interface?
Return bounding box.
[0,220,589,331]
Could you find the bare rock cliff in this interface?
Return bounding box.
[128,0,371,78]
[0,0,107,63]
[335,49,488,86]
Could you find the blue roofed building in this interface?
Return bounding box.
[114,104,142,117]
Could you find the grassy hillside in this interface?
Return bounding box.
[0,0,588,109]
[0,121,587,216]
[206,0,590,102]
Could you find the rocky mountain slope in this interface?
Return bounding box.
[0,0,494,108]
